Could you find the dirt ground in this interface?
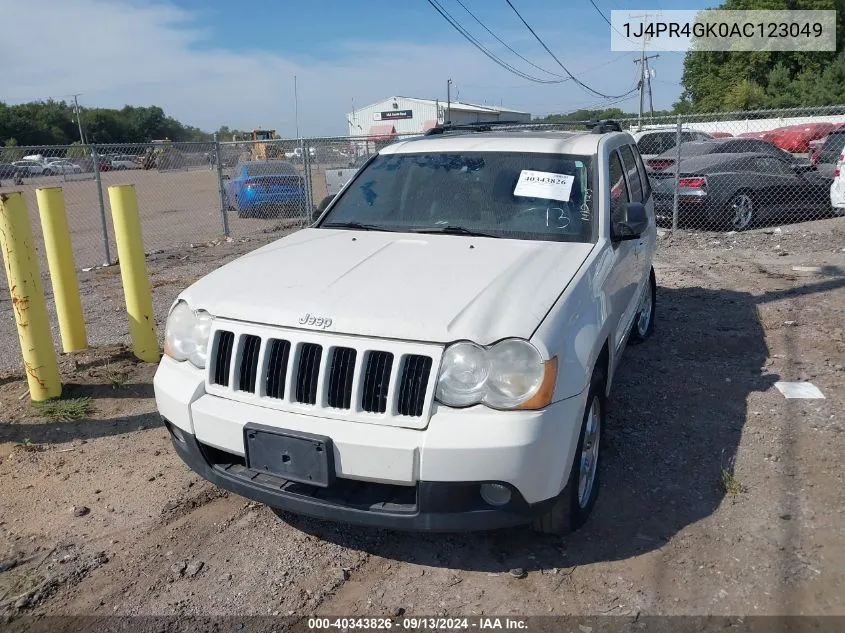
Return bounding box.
[0,218,844,627]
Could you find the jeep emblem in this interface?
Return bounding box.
[298,313,333,329]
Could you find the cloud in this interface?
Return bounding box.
[0,0,682,136]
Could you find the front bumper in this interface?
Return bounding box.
[166,422,558,531]
[154,356,586,532]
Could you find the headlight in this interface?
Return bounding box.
[435,339,557,410]
[163,300,213,368]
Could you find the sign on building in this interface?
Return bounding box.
[374,110,413,121]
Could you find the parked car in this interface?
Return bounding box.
[154,121,658,535]
[44,159,83,174]
[738,131,770,140]
[812,128,845,180]
[830,141,845,215]
[709,132,734,138]
[12,160,46,176]
[630,127,713,161]
[108,154,140,170]
[223,160,308,218]
[323,154,371,199]
[764,122,838,154]
[650,152,830,230]
[644,138,809,173]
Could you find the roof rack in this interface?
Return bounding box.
[586,119,623,134]
[423,120,526,136]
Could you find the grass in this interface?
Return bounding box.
[15,438,42,452]
[31,396,93,421]
[720,468,746,496]
[103,362,129,389]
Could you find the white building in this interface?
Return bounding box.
[346,96,531,142]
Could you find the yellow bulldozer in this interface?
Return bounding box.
[249,129,285,161]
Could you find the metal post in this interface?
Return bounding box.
[672,115,682,231]
[447,79,452,124]
[35,187,88,352]
[213,133,230,236]
[0,192,62,401]
[91,145,111,265]
[107,185,159,363]
[304,142,314,224]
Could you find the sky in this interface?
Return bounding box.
[1,0,714,137]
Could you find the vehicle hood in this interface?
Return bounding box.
[180,228,594,344]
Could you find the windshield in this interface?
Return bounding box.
[318,151,595,243]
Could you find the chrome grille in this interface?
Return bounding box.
[206,323,441,429]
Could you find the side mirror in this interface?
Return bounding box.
[613,202,648,241]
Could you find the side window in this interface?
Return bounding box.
[618,145,643,202]
[609,150,630,225]
[680,131,697,143]
[637,133,670,156]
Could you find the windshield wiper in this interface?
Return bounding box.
[412,225,501,239]
[321,221,390,232]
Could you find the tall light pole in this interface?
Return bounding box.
[72,94,87,145]
[294,75,300,139]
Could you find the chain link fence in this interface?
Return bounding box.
[1,105,843,283]
[624,105,845,231]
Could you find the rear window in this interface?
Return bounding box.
[244,162,297,176]
[319,151,596,243]
[821,132,845,155]
[637,132,676,155]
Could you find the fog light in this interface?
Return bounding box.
[480,483,512,507]
[165,420,186,444]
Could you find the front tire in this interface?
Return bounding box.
[629,268,656,344]
[531,368,606,536]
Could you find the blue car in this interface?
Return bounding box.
[224,160,308,218]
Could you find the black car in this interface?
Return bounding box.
[814,129,845,179]
[650,152,831,231]
[645,138,808,173]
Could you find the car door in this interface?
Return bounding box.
[606,148,641,353]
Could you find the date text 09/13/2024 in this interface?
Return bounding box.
[307,617,529,630]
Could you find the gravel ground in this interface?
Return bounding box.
[0,217,844,624]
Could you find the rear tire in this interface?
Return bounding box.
[531,368,606,536]
[629,268,656,345]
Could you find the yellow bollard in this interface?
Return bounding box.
[107,185,160,363]
[35,187,88,353]
[0,192,62,400]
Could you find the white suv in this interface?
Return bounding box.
[154,121,657,534]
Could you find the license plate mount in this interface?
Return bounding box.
[244,424,334,488]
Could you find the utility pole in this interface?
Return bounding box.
[630,13,659,130]
[72,94,87,145]
[634,53,659,126]
[447,79,452,124]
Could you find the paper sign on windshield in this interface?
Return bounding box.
[513,170,575,202]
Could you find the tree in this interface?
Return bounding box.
[0,101,217,146]
[678,0,845,111]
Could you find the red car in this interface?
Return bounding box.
[765,122,838,153]
[738,131,770,140]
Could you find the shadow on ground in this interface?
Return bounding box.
[0,411,162,445]
[278,283,781,572]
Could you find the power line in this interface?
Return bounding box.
[503,0,635,99]
[453,0,567,80]
[586,0,669,52]
[425,0,565,84]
